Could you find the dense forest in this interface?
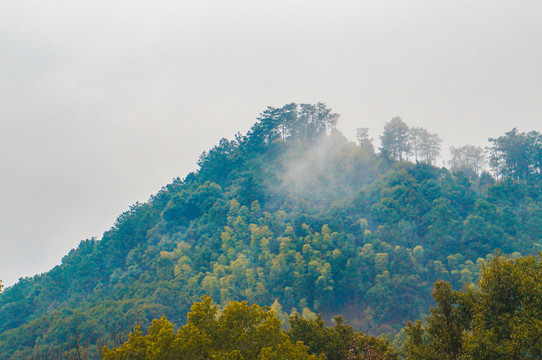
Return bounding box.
[98,253,542,359]
[0,103,541,359]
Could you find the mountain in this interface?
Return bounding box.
[1,103,541,359]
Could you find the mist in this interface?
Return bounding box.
[276,131,376,212]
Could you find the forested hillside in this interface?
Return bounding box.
[97,253,542,359]
[0,103,541,359]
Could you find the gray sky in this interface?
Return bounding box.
[1,0,541,286]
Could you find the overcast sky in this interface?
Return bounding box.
[1,0,541,286]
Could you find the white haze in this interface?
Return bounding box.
[277,131,375,211]
[1,0,541,286]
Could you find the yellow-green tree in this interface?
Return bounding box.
[103,296,320,360]
[463,255,542,359]
[404,254,542,360]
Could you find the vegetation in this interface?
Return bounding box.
[102,296,397,360]
[488,128,542,180]
[100,253,542,359]
[403,253,542,359]
[379,117,441,164]
[0,103,540,359]
[449,145,486,177]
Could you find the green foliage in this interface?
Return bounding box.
[449,145,486,177]
[0,104,541,358]
[380,117,411,161]
[287,313,398,360]
[403,254,542,359]
[103,296,322,360]
[489,128,542,180]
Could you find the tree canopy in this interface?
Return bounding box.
[103,296,397,360]
[403,253,542,359]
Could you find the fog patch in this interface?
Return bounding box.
[276,131,377,212]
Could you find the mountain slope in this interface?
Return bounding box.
[1,103,541,359]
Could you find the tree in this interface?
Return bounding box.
[288,313,344,359]
[258,339,323,360]
[418,131,441,165]
[297,103,339,139]
[423,282,468,360]
[404,321,430,360]
[256,103,298,143]
[145,317,177,360]
[103,296,322,360]
[463,254,542,359]
[449,145,486,177]
[409,127,442,165]
[197,138,240,184]
[380,117,410,161]
[403,254,542,360]
[102,325,147,360]
[288,313,397,360]
[488,128,542,179]
[409,127,425,162]
[246,103,338,147]
[356,127,375,154]
[214,300,285,359]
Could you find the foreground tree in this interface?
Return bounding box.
[103,296,398,360]
[288,314,398,360]
[103,296,321,360]
[403,253,542,359]
[463,254,542,359]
